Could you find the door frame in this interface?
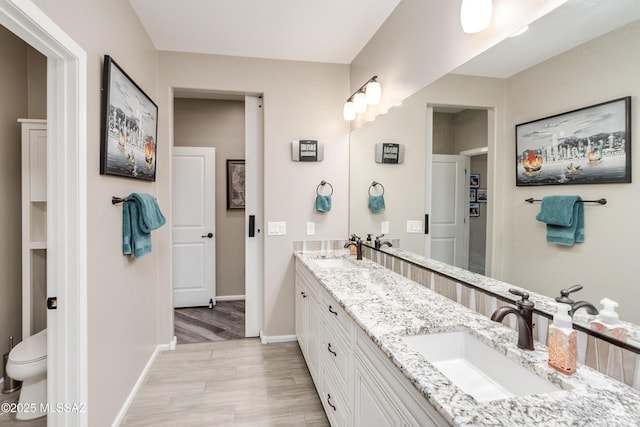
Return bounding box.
[0,1,88,426]
[425,104,496,277]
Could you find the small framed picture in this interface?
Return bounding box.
[226,159,246,209]
[470,203,480,217]
[470,174,480,188]
[477,188,487,203]
[469,188,477,202]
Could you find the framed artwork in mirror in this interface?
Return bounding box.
[469,188,477,202]
[516,96,631,186]
[469,174,480,188]
[477,188,487,203]
[100,55,158,181]
[227,159,246,209]
[470,203,480,217]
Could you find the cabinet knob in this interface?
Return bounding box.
[327,394,337,411]
[300,291,307,298]
[327,343,337,357]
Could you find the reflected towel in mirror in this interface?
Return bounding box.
[369,195,385,213]
[535,195,584,246]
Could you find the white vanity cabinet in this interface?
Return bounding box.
[295,258,449,427]
[354,328,448,427]
[295,263,321,384]
[319,289,354,426]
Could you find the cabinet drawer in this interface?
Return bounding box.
[296,261,322,299]
[322,319,351,391]
[322,295,352,339]
[322,364,350,427]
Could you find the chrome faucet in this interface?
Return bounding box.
[490,289,535,351]
[344,235,363,260]
[555,284,599,317]
[374,234,393,249]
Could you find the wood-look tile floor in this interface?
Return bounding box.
[0,387,47,427]
[175,300,246,344]
[121,339,329,426]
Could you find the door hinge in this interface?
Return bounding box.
[47,297,58,310]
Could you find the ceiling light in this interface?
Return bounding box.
[343,76,381,121]
[460,0,493,34]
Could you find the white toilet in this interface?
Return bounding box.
[6,329,47,420]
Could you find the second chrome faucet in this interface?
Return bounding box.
[491,289,535,350]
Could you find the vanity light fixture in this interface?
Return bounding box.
[460,0,493,34]
[343,76,381,121]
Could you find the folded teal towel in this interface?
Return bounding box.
[368,194,385,213]
[123,193,166,257]
[316,194,332,212]
[536,196,584,246]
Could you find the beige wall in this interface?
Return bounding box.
[30,0,159,424]
[157,52,350,338]
[0,25,28,379]
[174,98,246,298]
[499,20,640,323]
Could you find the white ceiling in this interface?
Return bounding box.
[129,0,402,64]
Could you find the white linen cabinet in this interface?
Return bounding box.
[19,119,47,338]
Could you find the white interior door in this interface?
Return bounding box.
[430,154,469,268]
[172,147,216,308]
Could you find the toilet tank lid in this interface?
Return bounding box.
[10,329,47,363]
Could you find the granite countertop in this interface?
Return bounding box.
[294,250,640,427]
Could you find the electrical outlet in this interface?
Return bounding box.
[407,220,423,233]
[267,221,287,235]
[306,222,315,235]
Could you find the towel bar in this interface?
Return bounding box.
[369,181,385,196]
[525,198,607,205]
[317,180,333,195]
[112,196,129,205]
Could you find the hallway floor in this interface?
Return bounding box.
[174,300,245,343]
[121,339,329,426]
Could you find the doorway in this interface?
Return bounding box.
[0,1,88,426]
[171,94,263,343]
[427,106,490,275]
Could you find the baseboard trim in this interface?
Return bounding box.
[215,295,245,302]
[111,340,172,426]
[259,332,297,344]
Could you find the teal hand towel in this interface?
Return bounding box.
[368,194,385,213]
[122,193,166,257]
[536,196,584,246]
[316,194,332,212]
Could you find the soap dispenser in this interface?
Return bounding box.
[548,303,577,375]
[590,298,627,341]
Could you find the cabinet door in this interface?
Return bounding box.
[306,290,320,381]
[354,359,401,427]
[295,279,307,353]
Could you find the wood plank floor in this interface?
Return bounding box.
[175,300,245,344]
[121,339,329,426]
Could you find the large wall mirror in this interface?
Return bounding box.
[349,0,640,336]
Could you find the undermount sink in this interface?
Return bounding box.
[402,331,562,402]
[312,257,359,268]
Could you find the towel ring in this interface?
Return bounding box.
[317,180,333,196]
[369,181,385,196]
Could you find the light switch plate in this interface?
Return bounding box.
[407,220,423,233]
[306,222,315,235]
[268,221,287,235]
[381,221,389,234]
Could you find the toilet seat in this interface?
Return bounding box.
[9,329,47,365]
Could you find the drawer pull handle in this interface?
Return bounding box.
[300,291,307,298]
[327,394,337,411]
[328,305,338,316]
[327,343,337,357]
